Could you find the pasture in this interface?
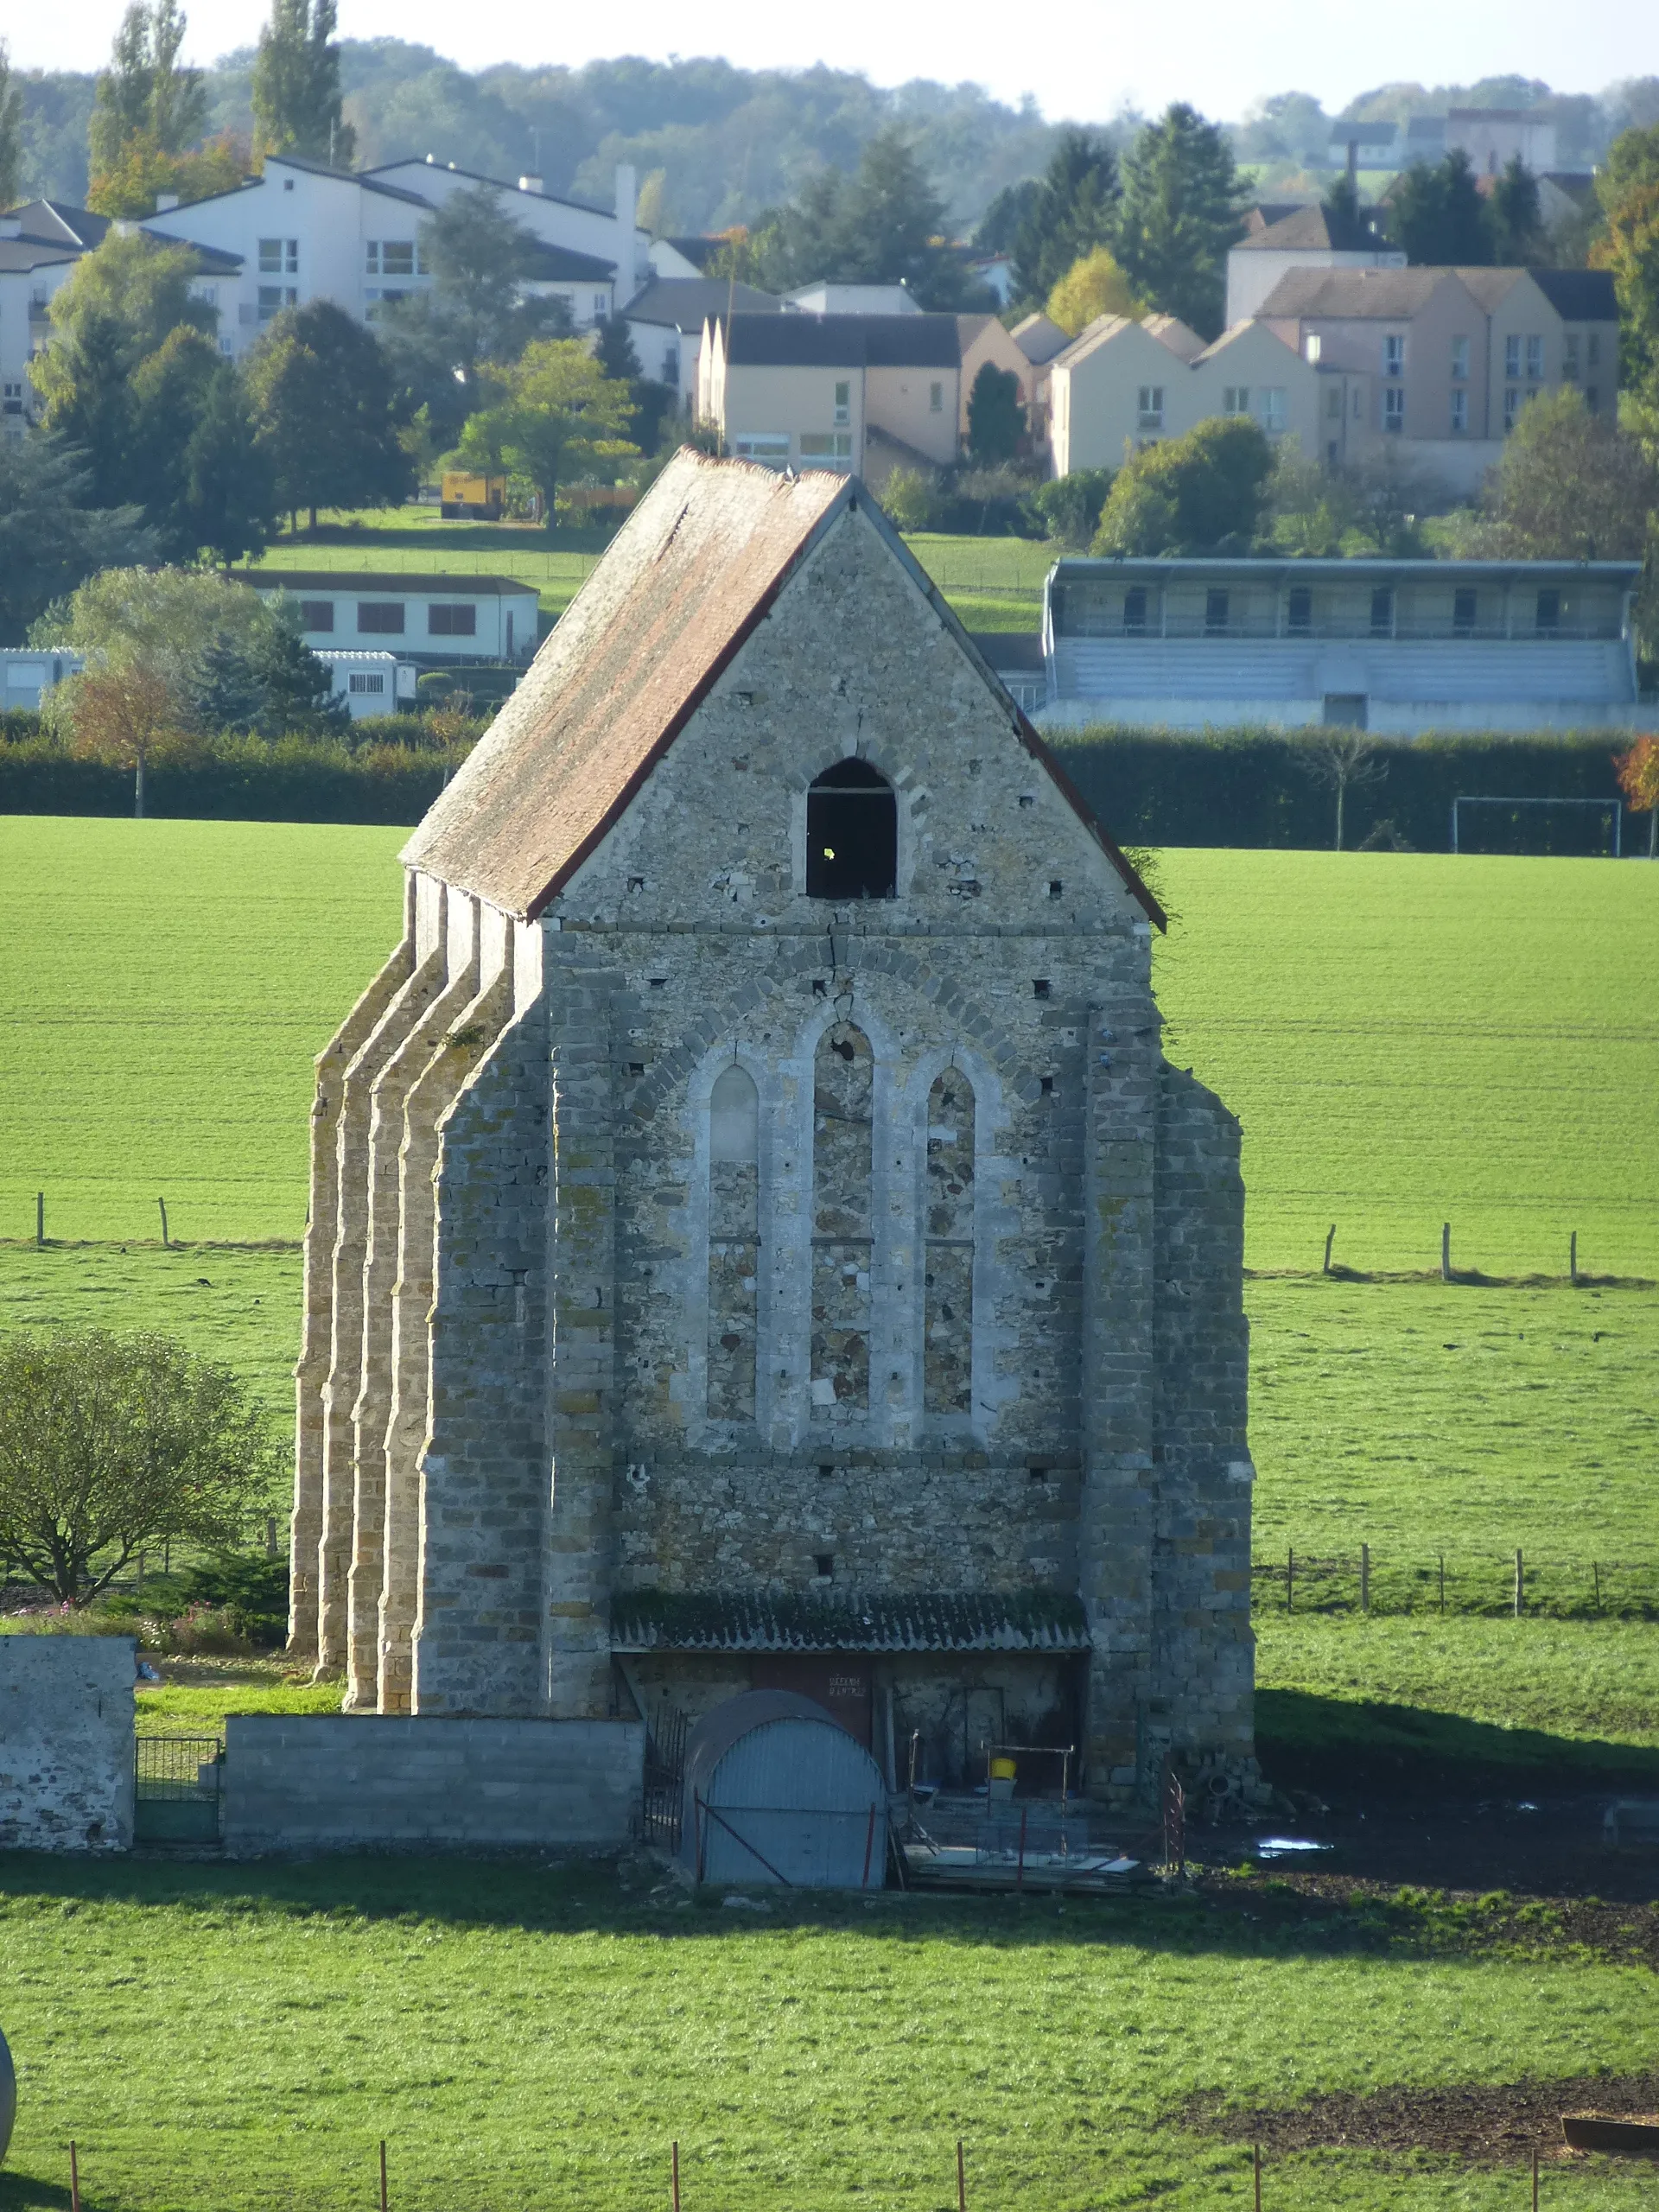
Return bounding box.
[3,1853,1659,2212]
[1,820,1655,1563]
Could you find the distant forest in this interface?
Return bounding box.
[13,49,1659,236]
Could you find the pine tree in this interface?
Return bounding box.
[1389,151,1492,266]
[1114,104,1244,340]
[966,362,1023,463]
[1488,158,1544,262]
[251,0,354,168]
[1009,129,1120,309]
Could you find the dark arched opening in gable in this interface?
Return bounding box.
[806,758,897,900]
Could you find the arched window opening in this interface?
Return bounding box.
[708,1065,759,1421]
[806,759,897,900]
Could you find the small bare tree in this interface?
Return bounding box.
[64,662,181,817]
[0,1331,276,1605]
[1300,733,1388,851]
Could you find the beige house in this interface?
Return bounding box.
[1225,200,1404,327]
[1047,312,1319,474]
[1258,264,1619,493]
[700,312,962,485]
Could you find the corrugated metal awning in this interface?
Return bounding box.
[611,1590,1090,1654]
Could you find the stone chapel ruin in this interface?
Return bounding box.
[289,450,1258,1805]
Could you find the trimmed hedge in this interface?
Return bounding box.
[0,731,468,824]
[0,722,1643,850]
[1048,727,1641,853]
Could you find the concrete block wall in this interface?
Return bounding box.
[0,1637,134,1851]
[220,1715,643,1853]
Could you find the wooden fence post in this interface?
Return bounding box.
[957,2138,967,2212]
[671,2139,681,2212]
[379,2139,388,2212]
[1592,1562,1601,1615]
[1323,1224,1335,1274]
[1514,1549,1524,1618]
[1253,2142,1262,2212]
[70,2143,80,2212]
[36,1191,44,1248]
[157,1196,169,1249]
[1532,2142,1540,2212]
[1441,1223,1452,1282]
[1569,1231,1579,1287]
[1360,1543,1370,1615]
[1287,1548,1294,1613]
[1439,1554,1446,1616]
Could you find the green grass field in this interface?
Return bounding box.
[3,823,1656,1566]
[3,1853,1658,2212]
[244,516,1049,631]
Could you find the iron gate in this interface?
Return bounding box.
[135,1735,223,1846]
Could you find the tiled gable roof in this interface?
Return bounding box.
[401,449,1161,925]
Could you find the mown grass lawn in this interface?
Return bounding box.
[245,518,1051,631]
[2,1857,1657,2212]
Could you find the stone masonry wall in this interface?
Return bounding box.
[1150,1066,1257,1784]
[0,1637,134,1851]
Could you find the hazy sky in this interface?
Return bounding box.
[8,0,1654,120]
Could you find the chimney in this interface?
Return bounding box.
[518,175,544,194]
[614,161,637,234]
[156,192,180,212]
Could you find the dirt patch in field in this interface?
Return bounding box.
[1185,2075,1659,2164]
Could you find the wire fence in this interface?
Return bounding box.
[1254,1546,1659,1619]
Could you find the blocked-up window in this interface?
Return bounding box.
[1287,585,1313,634]
[1370,587,1394,636]
[1123,586,1147,633]
[707,1065,759,1421]
[358,603,404,634]
[929,381,944,412]
[924,1068,975,1416]
[1325,385,1342,420]
[1453,587,1477,635]
[298,601,334,631]
[427,603,477,636]
[1205,588,1229,634]
[1535,588,1560,633]
[810,1026,873,1419]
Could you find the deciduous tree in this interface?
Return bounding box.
[1480,385,1658,559]
[88,0,207,199]
[1113,104,1243,340]
[1614,735,1659,857]
[455,338,636,517]
[1092,414,1273,555]
[0,1331,276,1605]
[245,300,410,526]
[0,39,24,212]
[1592,124,1659,404]
[251,0,353,166]
[62,659,181,816]
[1045,245,1144,335]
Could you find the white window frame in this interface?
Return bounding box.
[1260,386,1287,433]
[833,379,851,427]
[928,380,944,412]
[1525,334,1544,382]
[1382,385,1405,432]
[1450,335,1470,381]
[1136,385,1164,429]
[1382,333,1405,377]
[1504,333,1522,379]
[1222,385,1249,415]
[1450,387,1467,434]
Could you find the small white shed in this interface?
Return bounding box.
[680,1690,887,1890]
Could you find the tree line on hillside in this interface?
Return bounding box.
[6,35,1659,237]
